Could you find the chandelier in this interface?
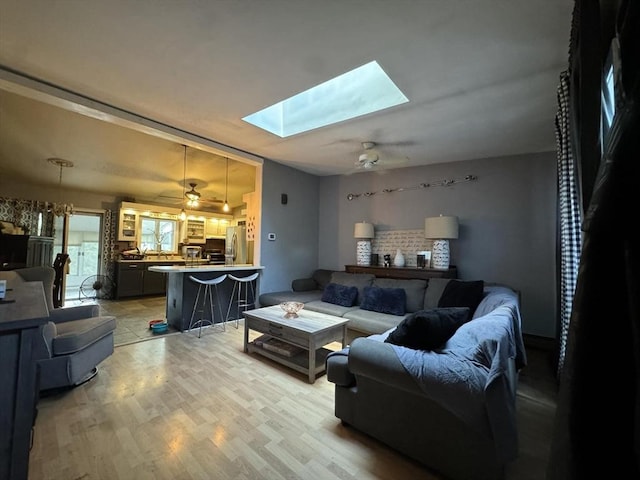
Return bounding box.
[47,158,74,217]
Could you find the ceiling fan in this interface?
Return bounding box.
[347,141,410,174]
[157,184,224,208]
[155,145,225,210]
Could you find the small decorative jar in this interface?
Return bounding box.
[394,249,405,267]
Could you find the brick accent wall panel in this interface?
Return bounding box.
[371,229,434,267]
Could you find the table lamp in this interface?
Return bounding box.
[424,215,459,269]
[354,222,375,266]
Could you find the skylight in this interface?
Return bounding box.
[242,61,409,137]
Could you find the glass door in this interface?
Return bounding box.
[53,211,104,303]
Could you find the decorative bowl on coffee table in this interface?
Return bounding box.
[280,301,304,319]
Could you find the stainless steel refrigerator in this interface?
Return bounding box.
[225,225,247,264]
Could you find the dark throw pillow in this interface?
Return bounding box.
[360,286,406,316]
[438,280,485,316]
[321,282,358,307]
[385,307,471,350]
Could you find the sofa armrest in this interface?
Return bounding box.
[49,304,101,323]
[348,337,423,396]
[291,278,317,292]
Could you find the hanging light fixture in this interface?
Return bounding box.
[47,158,74,217]
[182,146,201,208]
[185,182,201,207]
[179,145,187,221]
[223,157,230,212]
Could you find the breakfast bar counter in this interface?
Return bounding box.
[148,264,264,331]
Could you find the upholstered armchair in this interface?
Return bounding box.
[0,266,116,391]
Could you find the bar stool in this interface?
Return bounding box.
[188,274,228,337]
[225,272,259,328]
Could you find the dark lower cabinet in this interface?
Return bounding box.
[143,267,167,295]
[115,263,144,298]
[115,262,170,298]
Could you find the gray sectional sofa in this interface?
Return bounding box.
[260,269,528,479]
[259,269,467,344]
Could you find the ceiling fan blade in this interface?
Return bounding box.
[157,194,183,201]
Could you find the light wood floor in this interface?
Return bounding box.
[29,298,558,480]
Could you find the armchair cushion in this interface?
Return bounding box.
[52,316,116,355]
[49,304,101,323]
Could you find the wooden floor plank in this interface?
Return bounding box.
[29,297,557,480]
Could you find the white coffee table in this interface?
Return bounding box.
[243,305,348,383]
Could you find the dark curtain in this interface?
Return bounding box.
[547,1,640,478]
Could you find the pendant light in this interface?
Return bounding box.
[179,145,187,221]
[223,157,230,212]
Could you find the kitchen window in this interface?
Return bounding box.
[140,217,178,253]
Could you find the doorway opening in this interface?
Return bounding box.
[53,211,104,304]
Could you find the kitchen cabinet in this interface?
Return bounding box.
[115,262,144,298]
[118,209,138,241]
[184,219,205,244]
[115,261,175,298]
[205,217,231,238]
[143,264,169,295]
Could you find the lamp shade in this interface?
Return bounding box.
[424,215,459,239]
[354,222,375,239]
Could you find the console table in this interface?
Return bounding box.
[345,265,457,280]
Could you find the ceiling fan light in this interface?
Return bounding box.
[185,183,201,201]
[359,152,378,163]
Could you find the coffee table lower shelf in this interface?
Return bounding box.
[247,341,331,381]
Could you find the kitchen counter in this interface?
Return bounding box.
[150,264,264,331]
[148,264,263,273]
[114,258,218,299]
[116,257,202,263]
